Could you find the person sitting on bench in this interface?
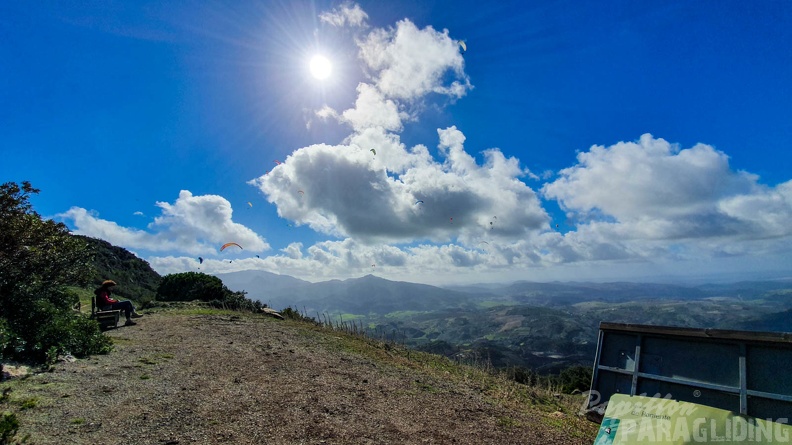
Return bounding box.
[94,280,143,326]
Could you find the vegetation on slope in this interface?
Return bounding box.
[0,181,112,364]
[74,235,161,304]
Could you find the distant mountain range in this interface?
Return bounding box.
[215,272,480,314]
[77,233,792,373]
[215,270,792,313]
[214,270,792,372]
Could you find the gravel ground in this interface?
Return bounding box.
[4,311,599,444]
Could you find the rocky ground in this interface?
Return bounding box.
[2,311,599,444]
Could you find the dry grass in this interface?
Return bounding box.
[1,309,599,444]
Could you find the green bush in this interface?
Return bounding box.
[157,272,226,302]
[157,272,262,312]
[0,411,19,445]
[280,307,317,323]
[0,181,113,363]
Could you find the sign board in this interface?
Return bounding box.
[586,323,792,422]
[593,394,791,444]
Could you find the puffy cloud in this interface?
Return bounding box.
[319,2,368,28]
[248,127,548,244]
[539,134,792,263]
[718,180,792,238]
[358,19,470,101]
[91,5,792,285]
[59,190,269,255]
[250,10,540,245]
[339,83,406,132]
[543,134,758,221]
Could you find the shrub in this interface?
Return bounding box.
[157,272,261,312]
[0,181,111,363]
[0,411,19,445]
[280,307,318,323]
[156,272,226,302]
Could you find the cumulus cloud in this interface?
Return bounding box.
[250,8,534,245]
[543,134,758,222]
[248,126,547,244]
[319,2,368,28]
[59,190,269,255]
[74,4,792,285]
[540,134,792,262]
[358,19,470,101]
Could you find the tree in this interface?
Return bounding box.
[156,272,227,302]
[156,272,261,312]
[0,181,112,363]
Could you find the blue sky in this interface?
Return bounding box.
[3,1,792,285]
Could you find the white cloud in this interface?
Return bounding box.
[248,126,548,244]
[543,134,758,222]
[250,10,540,245]
[340,83,405,132]
[64,5,792,286]
[539,134,792,263]
[319,2,368,28]
[58,190,269,255]
[358,19,470,101]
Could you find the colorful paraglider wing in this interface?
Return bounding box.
[220,242,243,251]
[274,160,281,165]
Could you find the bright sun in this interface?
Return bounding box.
[309,55,332,80]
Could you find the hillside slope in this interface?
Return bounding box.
[3,310,599,444]
[76,234,162,301]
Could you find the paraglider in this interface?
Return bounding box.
[274,160,282,165]
[256,255,260,258]
[220,242,243,251]
[247,202,253,208]
[370,148,376,155]
[198,257,204,264]
[298,190,304,196]
[458,40,467,53]
[415,200,424,205]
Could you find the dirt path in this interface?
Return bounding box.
[5,312,598,444]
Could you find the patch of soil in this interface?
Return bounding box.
[6,312,599,444]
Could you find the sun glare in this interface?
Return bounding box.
[309,55,332,80]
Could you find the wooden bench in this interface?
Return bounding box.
[91,296,121,330]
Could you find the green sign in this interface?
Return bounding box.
[593,395,791,444]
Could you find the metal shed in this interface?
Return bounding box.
[586,322,792,422]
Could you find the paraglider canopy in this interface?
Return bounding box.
[198,257,204,264]
[458,40,467,53]
[220,242,243,251]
